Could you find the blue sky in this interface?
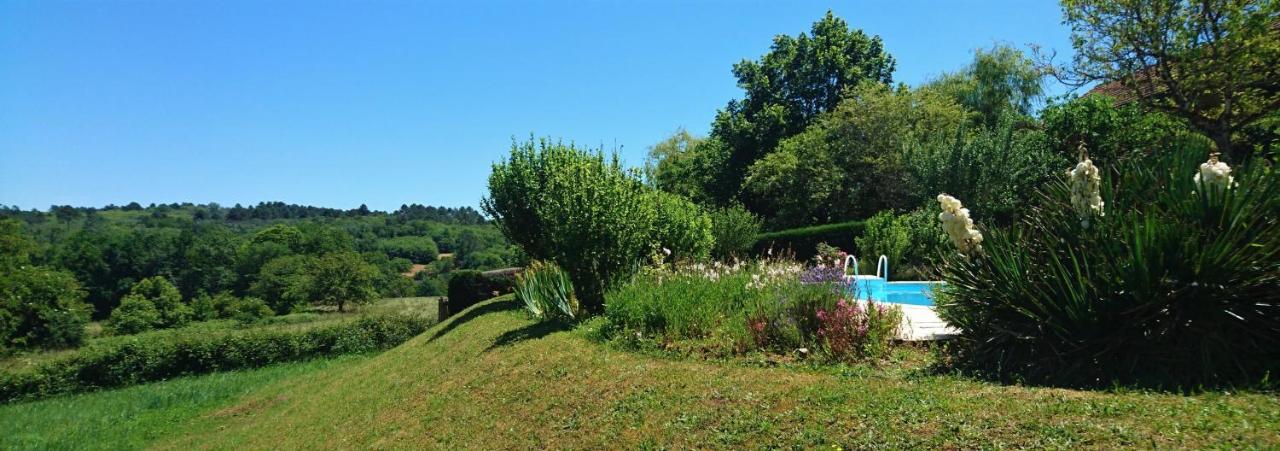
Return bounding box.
[0,0,1076,212]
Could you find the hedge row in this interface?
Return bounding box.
[752,220,866,261]
[446,268,517,316]
[0,313,433,403]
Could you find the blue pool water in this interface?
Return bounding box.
[847,276,942,306]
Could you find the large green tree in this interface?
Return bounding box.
[310,252,379,312]
[926,44,1045,127]
[707,11,896,207]
[1051,0,1280,161]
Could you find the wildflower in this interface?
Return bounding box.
[937,194,984,256]
[1194,152,1236,192]
[662,247,672,256]
[1068,145,1104,227]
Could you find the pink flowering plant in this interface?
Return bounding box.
[816,298,903,362]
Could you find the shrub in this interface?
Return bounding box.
[126,277,191,329]
[649,191,715,262]
[816,298,902,362]
[106,295,161,335]
[483,139,658,312]
[514,260,578,321]
[229,297,273,324]
[0,313,434,402]
[0,267,90,352]
[192,293,274,324]
[446,270,515,315]
[937,145,1279,387]
[709,204,762,259]
[753,221,866,261]
[855,208,947,279]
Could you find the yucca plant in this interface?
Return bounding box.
[515,260,579,322]
[937,144,1279,388]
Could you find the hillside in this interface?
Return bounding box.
[142,297,1280,449]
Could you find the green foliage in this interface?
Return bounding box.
[0,267,90,351]
[753,221,866,261]
[937,146,1279,387]
[1041,95,1201,167]
[0,219,36,269]
[251,255,316,314]
[483,139,658,312]
[1058,0,1280,161]
[191,293,273,324]
[906,118,1065,226]
[709,11,896,205]
[708,204,762,260]
[743,82,968,227]
[377,236,439,263]
[515,261,578,322]
[310,252,380,312]
[925,44,1044,127]
[127,276,191,329]
[855,208,947,280]
[446,270,515,315]
[0,313,433,402]
[106,296,161,335]
[649,191,714,262]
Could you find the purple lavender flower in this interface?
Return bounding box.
[800,266,845,284]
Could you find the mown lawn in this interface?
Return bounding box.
[136,296,1277,449]
[0,355,368,450]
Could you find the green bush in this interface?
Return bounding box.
[709,204,762,259]
[106,296,162,335]
[446,270,515,315]
[482,139,658,312]
[126,277,191,329]
[649,191,714,262]
[251,255,316,315]
[193,293,273,324]
[228,297,274,325]
[0,313,433,403]
[937,146,1279,387]
[514,260,577,321]
[753,221,866,261]
[0,266,91,352]
[855,208,947,280]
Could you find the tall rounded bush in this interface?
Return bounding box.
[483,139,658,313]
[709,204,762,259]
[650,191,714,262]
[937,145,1279,387]
[0,267,90,351]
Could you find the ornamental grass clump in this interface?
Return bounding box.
[937,145,1279,388]
[515,260,578,322]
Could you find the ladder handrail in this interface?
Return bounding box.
[876,255,889,279]
[843,255,859,277]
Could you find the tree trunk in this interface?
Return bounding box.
[338,301,345,313]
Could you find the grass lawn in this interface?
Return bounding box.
[0,355,369,450]
[131,296,1277,449]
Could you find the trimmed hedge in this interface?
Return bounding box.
[0,313,432,403]
[445,269,517,316]
[753,220,866,261]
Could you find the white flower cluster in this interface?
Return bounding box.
[1068,155,1104,227]
[937,194,983,256]
[1194,153,1235,192]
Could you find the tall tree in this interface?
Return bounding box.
[708,11,896,206]
[926,45,1046,127]
[1048,0,1280,161]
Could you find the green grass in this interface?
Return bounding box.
[0,355,368,450]
[7,296,1276,448]
[131,296,1276,449]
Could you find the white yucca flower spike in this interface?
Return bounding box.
[1194,152,1235,192]
[1068,144,1104,228]
[937,193,983,257]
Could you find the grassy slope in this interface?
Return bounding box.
[151,296,1279,449]
[0,356,368,450]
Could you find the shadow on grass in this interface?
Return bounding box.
[484,321,573,352]
[424,297,521,343]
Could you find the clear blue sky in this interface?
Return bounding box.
[0,0,1077,212]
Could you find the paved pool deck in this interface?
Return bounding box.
[896,303,958,341]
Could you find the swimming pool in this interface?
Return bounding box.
[846,276,943,306]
